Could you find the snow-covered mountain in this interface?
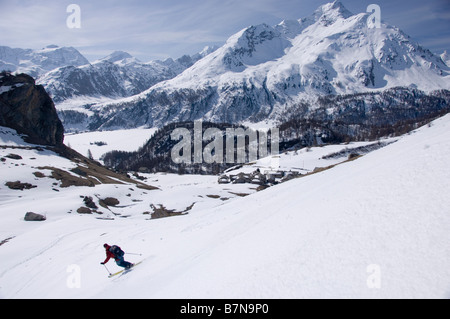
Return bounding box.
[0,45,89,78]
[2,1,449,133]
[37,46,219,104]
[0,42,219,107]
[84,1,449,130]
[38,54,174,103]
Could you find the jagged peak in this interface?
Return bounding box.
[228,23,279,45]
[36,45,79,53]
[99,51,134,63]
[313,1,354,23]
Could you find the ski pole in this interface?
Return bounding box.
[102,263,111,275]
[125,252,142,256]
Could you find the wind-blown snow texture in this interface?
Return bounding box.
[1,114,449,299]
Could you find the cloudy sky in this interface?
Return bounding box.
[0,0,449,62]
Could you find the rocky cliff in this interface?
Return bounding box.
[0,71,64,146]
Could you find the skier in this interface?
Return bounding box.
[101,243,134,269]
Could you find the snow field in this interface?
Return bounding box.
[64,127,157,161]
[1,115,450,298]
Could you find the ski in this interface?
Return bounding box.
[108,261,142,278]
[108,269,125,278]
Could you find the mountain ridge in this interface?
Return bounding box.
[0,45,89,78]
[79,1,449,130]
[37,46,220,104]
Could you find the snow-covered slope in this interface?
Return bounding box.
[87,1,450,129]
[64,128,158,161]
[1,112,449,299]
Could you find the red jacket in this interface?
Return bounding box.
[103,245,117,264]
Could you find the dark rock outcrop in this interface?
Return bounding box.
[24,212,46,221]
[5,181,37,190]
[77,207,92,214]
[0,72,64,146]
